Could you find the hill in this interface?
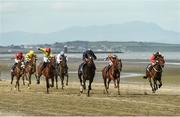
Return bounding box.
[0,21,179,45]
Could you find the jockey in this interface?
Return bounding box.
[104,53,117,72]
[38,48,53,70]
[11,51,25,72]
[149,51,163,68]
[80,49,97,71]
[56,51,68,65]
[150,51,162,65]
[145,51,163,78]
[25,50,37,65]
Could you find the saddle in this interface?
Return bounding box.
[105,65,111,73]
[146,64,152,72]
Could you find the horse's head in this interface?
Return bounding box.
[29,56,36,65]
[60,56,67,67]
[117,59,122,72]
[157,55,165,68]
[50,56,55,63]
[153,55,165,73]
[86,54,94,65]
[15,61,25,75]
[49,56,56,67]
[113,58,122,72]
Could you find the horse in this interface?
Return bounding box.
[36,56,56,93]
[55,56,68,89]
[11,61,25,91]
[102,58,122,95]
[23,56,37,88]
[143,55,165,93]
[78,55,96,97]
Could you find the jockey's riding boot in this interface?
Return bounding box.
[106,65,111,73]
[149,64,154,71]
[41,62,47,72]
[11,63,17,72]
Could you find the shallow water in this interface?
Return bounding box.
[1,52,180,60]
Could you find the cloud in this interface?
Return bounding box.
[51,2,77,12]
[0,2,18,13]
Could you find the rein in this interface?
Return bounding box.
[152,65,162,73]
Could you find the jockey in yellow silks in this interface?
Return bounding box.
[38,48,53,70]
[25,50,37,64]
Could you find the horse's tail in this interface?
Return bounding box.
[143,76,147,79]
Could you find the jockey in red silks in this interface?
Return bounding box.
[11,51,25,72]
[147,51,164,72]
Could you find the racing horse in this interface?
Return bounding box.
[55,56,68,89]
[143,55,165,93]
[102,58,122,95]
[36,56,56,93]
[23,56,37,88]
[11,61,25,91]
[78,55,96,97]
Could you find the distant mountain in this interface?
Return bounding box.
[0,21,180,45]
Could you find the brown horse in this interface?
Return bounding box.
[55,56,68,89]
[78,55,96,97]
[102,58,122,95]
[11,61,25,91]
[143,55,165,93]
[23,56,37,88]
[36,57,56,93]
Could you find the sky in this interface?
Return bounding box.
[0,0,179,34]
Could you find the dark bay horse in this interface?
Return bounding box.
[78,55,96,96]
[23,56,37,88]
[11,61,25,91]
[36,57,56,93]
[56,56,68,89]
[102,58,122,95]
[143,55,165,93]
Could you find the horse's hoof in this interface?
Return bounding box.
[144,91,148,95]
